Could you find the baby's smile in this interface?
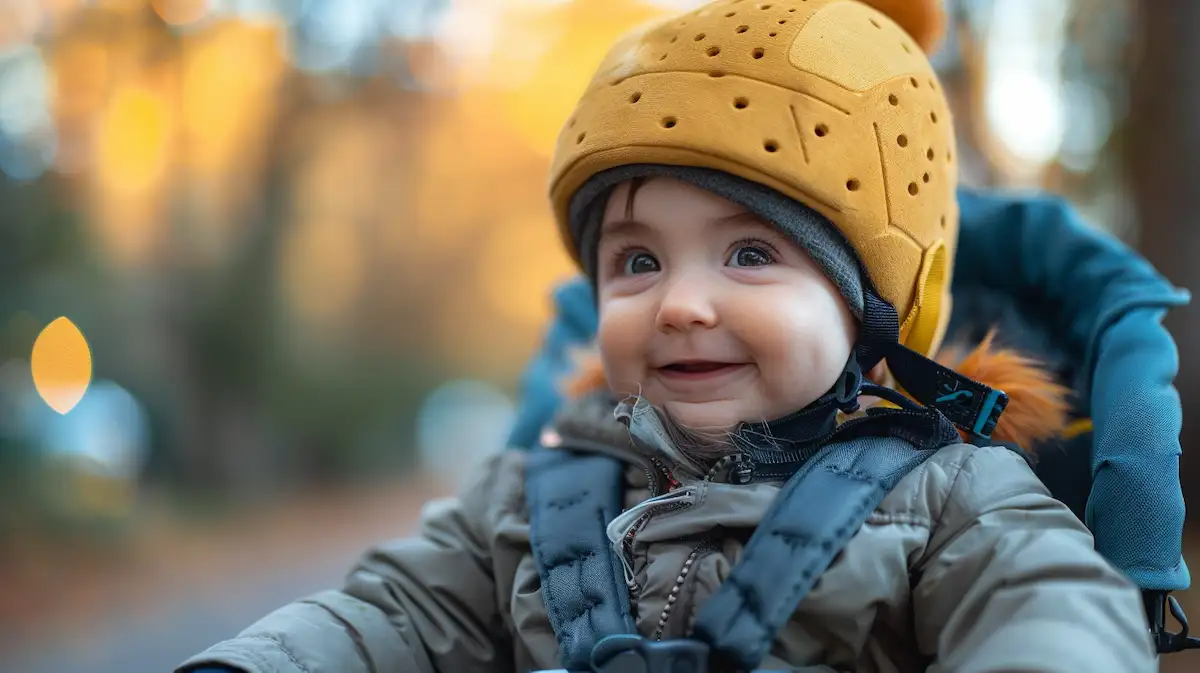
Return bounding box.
[654,360,752,388]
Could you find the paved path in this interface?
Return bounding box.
[1,475,450,673]
[6,552,358,673]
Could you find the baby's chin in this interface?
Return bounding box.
[659,393,827,430]
[660,399,748,433]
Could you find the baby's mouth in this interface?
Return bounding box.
[656,361,749,380]
[661,361,734,373]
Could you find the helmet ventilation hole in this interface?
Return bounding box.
[707,46,721,56]
[930,111,938,123]
[576,132,586,144]
[910,77,919,88]
[897,134,908,147]
[922,172,931,183]
[694,32,707,41]
[846,179,860,192]
[763,140,779,153]
[768,31,778,37]
[926,148,935,160]
[814,123,828,137]
[752,47,765,59]
[662,117,678,129]
[888,94,899,106]
[908,182,919,195]
[736,25,749,33]
[733,97,749,109]
[629,92,642,104]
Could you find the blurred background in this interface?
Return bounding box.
[0,0,1196,671]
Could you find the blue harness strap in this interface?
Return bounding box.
[526,448,636,670]
[690,436,939,671]
[528,433,948,672]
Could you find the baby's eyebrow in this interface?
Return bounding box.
[711,211,765,227]
[710,211,784,240]
[600,218,651,238]
[600,211,770,239]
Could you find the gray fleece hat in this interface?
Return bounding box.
[569,164,866,319]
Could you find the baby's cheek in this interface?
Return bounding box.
[597,315,644,394]
[763,334,842,409]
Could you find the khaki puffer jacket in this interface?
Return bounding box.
[177,389,1156,673]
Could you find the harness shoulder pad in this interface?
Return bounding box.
[526,447,636,670]
[692,436,942,671]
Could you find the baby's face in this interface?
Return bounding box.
[594,177,857,431]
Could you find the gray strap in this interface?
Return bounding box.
[692,437,940,671]
[526,448,637,670]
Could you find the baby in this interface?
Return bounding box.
[179,1,1157,671]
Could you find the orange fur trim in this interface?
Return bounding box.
[934,330,1071,449]
[860,0,947,55]
[561,327,1072,451]
[563,349,608,400]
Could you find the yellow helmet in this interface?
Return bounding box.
[548,0,956,357]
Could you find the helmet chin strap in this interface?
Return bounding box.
[728,348,961,484]
[852,289,1010,441]
[732,353,882,454]
[735,289,1010,454]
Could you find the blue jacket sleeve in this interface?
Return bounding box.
[506,277,599,449]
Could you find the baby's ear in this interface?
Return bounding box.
[859,0,947,55]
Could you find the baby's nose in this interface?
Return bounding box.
[655,276,719,332]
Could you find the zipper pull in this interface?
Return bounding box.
[731,456,755,485]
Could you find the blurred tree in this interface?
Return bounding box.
[0,175,110,542]
[1124,1,1200,502]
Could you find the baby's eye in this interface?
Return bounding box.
[623,251,661,275]
[728,245,774,268]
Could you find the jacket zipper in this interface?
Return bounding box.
[625,456,734,600]
[654,537,715,640]
[624,457,685,597]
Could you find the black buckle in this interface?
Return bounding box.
[590,635,712,673]
[1145,590,1200,653]
[833,356,863,414]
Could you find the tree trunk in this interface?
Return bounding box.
[1124,1,1200,502]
